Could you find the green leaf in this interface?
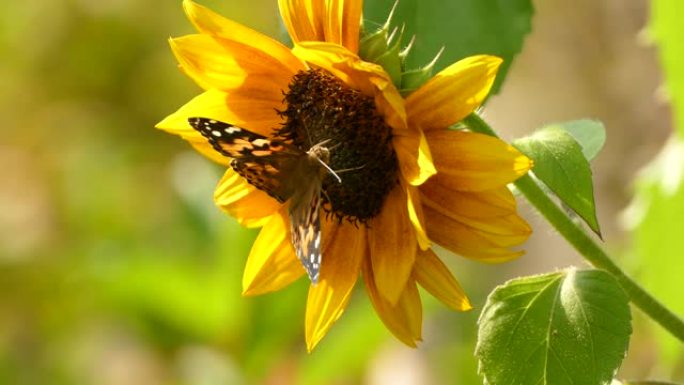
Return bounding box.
[514,126,602,234]
[555,120,607,161]
[622,381,684,385]
[364,0,534,94]
[476,269,632,385]
[623,137,684,362]
[651,0,684,136]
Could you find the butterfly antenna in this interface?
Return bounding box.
[316,158,342,183]
[334,164,366,174]
[326,141,342,151]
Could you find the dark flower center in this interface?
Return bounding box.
[276,69,399,223]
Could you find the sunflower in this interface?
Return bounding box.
[157,0,532,351]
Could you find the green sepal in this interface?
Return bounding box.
[359,0,397,63]
[359,26,390,63]
[372,25,404,87]
[399,68,430,96]
[360,2,448,93]
[398,36,415,69]
[399,48,442,96]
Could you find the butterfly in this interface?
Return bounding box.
[188,117,341,284]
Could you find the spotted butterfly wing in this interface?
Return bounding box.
[189,117,325,284]
[288,176,323,284]
[189,117,300,202]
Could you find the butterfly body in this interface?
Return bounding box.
[189,117,333,284]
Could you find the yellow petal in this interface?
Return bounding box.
[366,70,408,133]
[156,88,282,140]
[305,221,364,352]
[393,128,437,186]
[292,42,389,97]
[189,140,231,167]
[291,42,406,137]
[214,169,282,228]
[406,55,502,131]
[414,249,471,311]
[341,0,362,53]
[368,186,417,305]
[242,209,304,296]
[292,42,436,185]
[420,183,517,219]
[325,0,362,53]
[427,130,532,192]
[278,0,362,53]
[156,89,222,141]
[169,34,299,96]
[406,184,430,250]
[424,205,529,263]
[279,0,325,44]
[453,211,531,242]
[363,260,422,347]
[183,0,305,75]
[421,180,531,241]
[292,42,407,132]
[373,71,435,185]
[324,0,342,47]
[156,88,284,165]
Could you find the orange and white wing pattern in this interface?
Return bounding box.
[288,177,323,284]
[190,117,325,284]
[189,117,300,202]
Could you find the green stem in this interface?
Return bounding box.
[463,113,684,342]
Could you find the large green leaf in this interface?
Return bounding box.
[476,269,632,385]
[622,381,683,385]
[651,0,684,136]
[364,0,534,94]
[624,137,684,362]
[514,125,601,235]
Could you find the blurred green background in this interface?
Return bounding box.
[1,1,682,384]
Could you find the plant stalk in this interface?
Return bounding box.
[463,113,684,342]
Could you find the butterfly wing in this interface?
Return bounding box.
[288,174,323,284]
[189,117,301,202]
[190,117,325,284]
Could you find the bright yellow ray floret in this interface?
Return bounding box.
[157,0,532,351]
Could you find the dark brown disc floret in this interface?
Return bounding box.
[276,69,399,223]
